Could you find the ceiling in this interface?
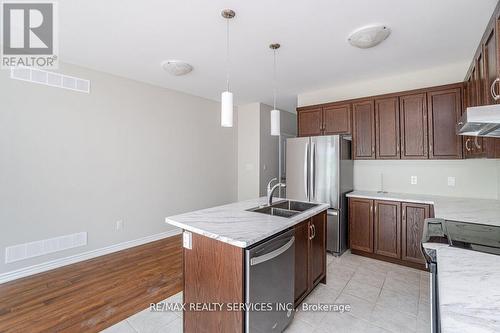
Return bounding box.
[59,0,497,112]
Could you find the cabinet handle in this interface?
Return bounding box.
[370,205,373,213]
[374,205,377,216]
[308,225,314,240]
[491,78,500,101]
[402,209,405,221]
[474,137,482,149]
[465,138,472,152]
[312,224,316,239]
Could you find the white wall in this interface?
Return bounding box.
[237,103,297,200]
[0,62,238,274]
[237,103,261,200]
[258,104,297,196]
[297,61,468,107]
[354,160,499,199]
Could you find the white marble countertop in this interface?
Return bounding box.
[346,190,500,226]
[165,197,329,248]
[423,243,500,332]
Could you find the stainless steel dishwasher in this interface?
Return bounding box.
[245,228,295,333]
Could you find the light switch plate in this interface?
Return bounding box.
[447,176,456,187]
[410,176,418,185]
[183,231,192,250]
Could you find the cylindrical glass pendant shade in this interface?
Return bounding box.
[221,91,233,127]
[270,109,280,136]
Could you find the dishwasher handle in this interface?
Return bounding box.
[250,237,295,266]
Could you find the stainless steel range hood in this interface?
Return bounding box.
[457,104,500,137]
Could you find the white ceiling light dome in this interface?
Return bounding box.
[348,25,391,49]
[161,60,193,76]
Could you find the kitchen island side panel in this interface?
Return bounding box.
[183,232,244,333]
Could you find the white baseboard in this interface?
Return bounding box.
[0,229,182,285]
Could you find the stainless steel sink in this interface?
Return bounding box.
[247,200,319,218]
[272,200,319,212]
[249,206,299,218]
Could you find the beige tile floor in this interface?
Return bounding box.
[102,251,430,333]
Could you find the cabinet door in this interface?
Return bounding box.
[400,93,429,159]
[485,25,498,105]
[310,212,326,286]
[298,108,322,137]
[349,198,374,253]
[294,219,310,304]
[374,200,401,259]
[402,203,430,265]
[353,100,376,159]
[427,88,463,159]
[482,26,500,158]
[375,97,400,159]
[323,104,351,135]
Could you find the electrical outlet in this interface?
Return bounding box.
[447,176,456,187]
[410,176,418,185]
[116,220,124,231]
[183,231,192,249]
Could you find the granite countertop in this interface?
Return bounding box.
[346,190,500,226]
[165,197,329,248]
[422,243,500,332]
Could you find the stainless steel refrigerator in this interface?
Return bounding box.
[285,135,353,255]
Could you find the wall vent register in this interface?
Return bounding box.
[10,67,91,93]
[5,232,88,264]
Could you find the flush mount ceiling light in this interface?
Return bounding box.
[270,43,281,136]
[220,9,236,128]
[161,60,193,76]
[348,25,391,49]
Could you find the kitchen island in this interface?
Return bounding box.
[165,197,329,333]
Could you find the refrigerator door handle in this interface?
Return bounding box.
[304,142,309,199]
[311,143,316,200]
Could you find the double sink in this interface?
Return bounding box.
[247,200,319,218]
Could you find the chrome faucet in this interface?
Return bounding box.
[268,182,286,206]
[266,178,278,197]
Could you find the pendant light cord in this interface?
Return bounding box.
[273,49,277,110]
[226,19,230,92]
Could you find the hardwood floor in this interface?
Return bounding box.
[0,235,183,333]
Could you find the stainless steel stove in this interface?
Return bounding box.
[421,218,500,333]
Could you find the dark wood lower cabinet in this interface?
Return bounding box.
[310,212,326,286]
[294,211,327,307]
[349,198,374,253]
[294,220,310,305]
[374,200,401,259]
[349,197,432,270]
[402,203,431,264]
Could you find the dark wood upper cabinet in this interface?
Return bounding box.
[402,202,430,265]
[323,104,351,135]
[427,88,463,159]
[373,200,401,259]
[485,25,499,105]
[298,108,322,137]
[349,198,374,253]
[310,212,326,286]
[375,97,400,159]
[294,219,309,305]
[400,93,428,159]
[353,100,376,159]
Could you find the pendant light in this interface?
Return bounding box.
[270,43,281,136]
[221,9,235,127]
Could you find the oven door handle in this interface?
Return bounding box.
[250,237,295,266]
